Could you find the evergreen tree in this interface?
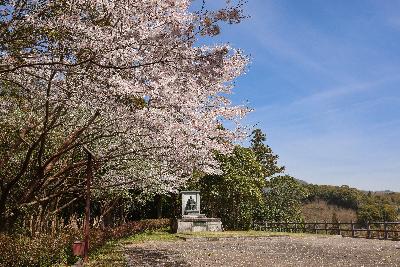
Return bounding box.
[198,146,266,230]
[264,175,308,222]
[250,129,285,178]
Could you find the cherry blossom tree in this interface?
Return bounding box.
[0,0,249,230]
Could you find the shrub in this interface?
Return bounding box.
[0,219,170,267]
[357,203,398,226]
[0,227,80,267]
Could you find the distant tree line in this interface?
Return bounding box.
[304,184,400,225]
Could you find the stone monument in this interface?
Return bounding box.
[175,191,222,233]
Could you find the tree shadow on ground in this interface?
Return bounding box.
[125,247,189,267]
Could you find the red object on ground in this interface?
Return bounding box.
[72,241,84,256]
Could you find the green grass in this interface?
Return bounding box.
[121,229,180,243]
[86,240,127,267]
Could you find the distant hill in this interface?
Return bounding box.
[294,178,309,185]
[296,179,398,194]
[297,181,400,223]
[373,190,396,194]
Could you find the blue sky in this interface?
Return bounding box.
[200,0,400,191]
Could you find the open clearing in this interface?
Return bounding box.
[124,235,400,267]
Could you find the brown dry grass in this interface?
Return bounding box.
[302,200,357,222]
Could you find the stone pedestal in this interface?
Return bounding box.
[175,190,223,233]
[175,217,222,233]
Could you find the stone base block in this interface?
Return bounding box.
[174,217,222,233]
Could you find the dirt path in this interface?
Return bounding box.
[124,236,400,266]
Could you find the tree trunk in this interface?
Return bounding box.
[155,194,162,219]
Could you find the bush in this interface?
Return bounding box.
[357,203,398,226]
[0,227,80,267]
[0,219,170,267]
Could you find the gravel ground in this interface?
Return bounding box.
[125,236,400,267]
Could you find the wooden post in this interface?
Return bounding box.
[351,220,355,238]
[324,221,328,235]
[83,146,95,264]
[384,221,388,240]
[367,222,371,239]
[314,221,318,234]
[338,221,341,236]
